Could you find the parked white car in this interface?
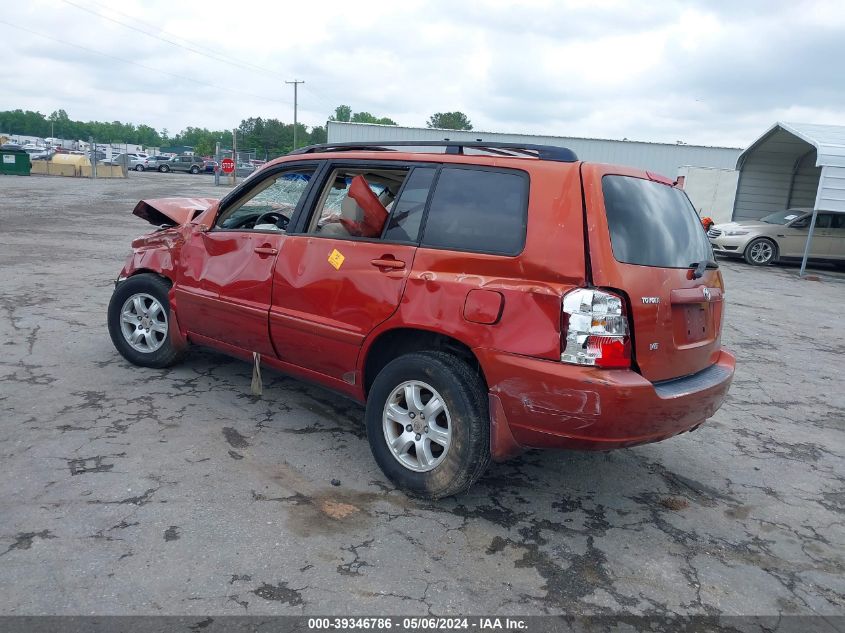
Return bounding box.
[101,153,149,171]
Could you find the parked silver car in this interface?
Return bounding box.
[159,155,204,174]
[709,208,845,267]
[101,153,148,171]
[145,155,173,170]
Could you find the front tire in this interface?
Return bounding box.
[190,166,200,174]
[744,238,777,266]
[159,165,170,173]
[365,351,490,499]
[107,274,185,368]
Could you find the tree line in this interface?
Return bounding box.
[0,109,164,147]
[328,105,473,131]
[0,106,474,158]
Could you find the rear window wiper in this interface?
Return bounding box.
[690,259,717,279]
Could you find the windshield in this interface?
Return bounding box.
[761,210,805,225]
[602,175,714,268]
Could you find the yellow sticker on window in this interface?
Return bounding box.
[328,249,345,270]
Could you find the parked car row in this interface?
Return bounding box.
[100,154,256,175]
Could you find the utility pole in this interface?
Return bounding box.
[214,141,220,186]
[89,136,96,179]
[232,128,237,186]
[285,79,305,150]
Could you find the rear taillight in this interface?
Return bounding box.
[561,288,631,368]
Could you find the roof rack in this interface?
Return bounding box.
[289,140,578,163]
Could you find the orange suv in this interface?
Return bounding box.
[108,141,735,498]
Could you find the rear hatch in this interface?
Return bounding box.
[581,164,724,383]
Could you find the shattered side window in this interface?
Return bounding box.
[216,169,315,231]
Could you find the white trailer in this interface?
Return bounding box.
[676,166,739,224]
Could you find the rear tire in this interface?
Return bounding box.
[107,274,186,368]
[134,164,144,172]
[365,351,490,499]
[159,165,170,173]
[744,238,777,266]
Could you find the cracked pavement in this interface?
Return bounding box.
[0,172,843,616]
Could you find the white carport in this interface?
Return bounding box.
[733,122,845,274]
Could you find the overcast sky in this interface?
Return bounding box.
[2,0,843,147]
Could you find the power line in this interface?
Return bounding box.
[58,0,290,82]
[301,84,336,118]
[59,0,338,119]
[86,0,292,81]
[0,18,291,106]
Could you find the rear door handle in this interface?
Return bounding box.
[254,246,278,256]
[371,258,406,270]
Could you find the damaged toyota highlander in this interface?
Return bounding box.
[107,141,735,499]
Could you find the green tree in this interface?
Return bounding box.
[309,125,327,145]
[329,105,352,122]
[328,105,396,126]
[170,126,229,156]
[351,111,397,125]
[426,111,473,130]
[0,109,50,137]
[136,124,162,147]
[48,109,70,138]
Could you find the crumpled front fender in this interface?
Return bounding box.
[132,197,218,227]
[119,225,191,280]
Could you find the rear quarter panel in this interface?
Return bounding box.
[359,160,587,373]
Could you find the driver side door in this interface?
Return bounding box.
[174,165,318,356]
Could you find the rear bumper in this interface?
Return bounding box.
[477,348,735,459]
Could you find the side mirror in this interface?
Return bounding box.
[791,219,808,229]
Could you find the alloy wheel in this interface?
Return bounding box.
[119,293,168,353]
[382,380,452,472]
[750,241,773,264]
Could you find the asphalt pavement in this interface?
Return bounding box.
[0,172,842,617]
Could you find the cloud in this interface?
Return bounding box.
[2,0,843,147]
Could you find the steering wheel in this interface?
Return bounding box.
[253,211,289,230]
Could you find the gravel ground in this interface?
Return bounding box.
[0,172,843,617]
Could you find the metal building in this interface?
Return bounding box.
[732,121,845,221]
[327,121,742,178]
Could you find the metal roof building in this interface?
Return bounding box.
[732,121,845,221]
[327,121,742,178]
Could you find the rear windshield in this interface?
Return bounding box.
[602,175,714,268]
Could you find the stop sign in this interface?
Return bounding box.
[221,158,235,174]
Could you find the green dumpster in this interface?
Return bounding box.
[0,148,32,176]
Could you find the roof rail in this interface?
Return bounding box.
[289,140,578,162]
